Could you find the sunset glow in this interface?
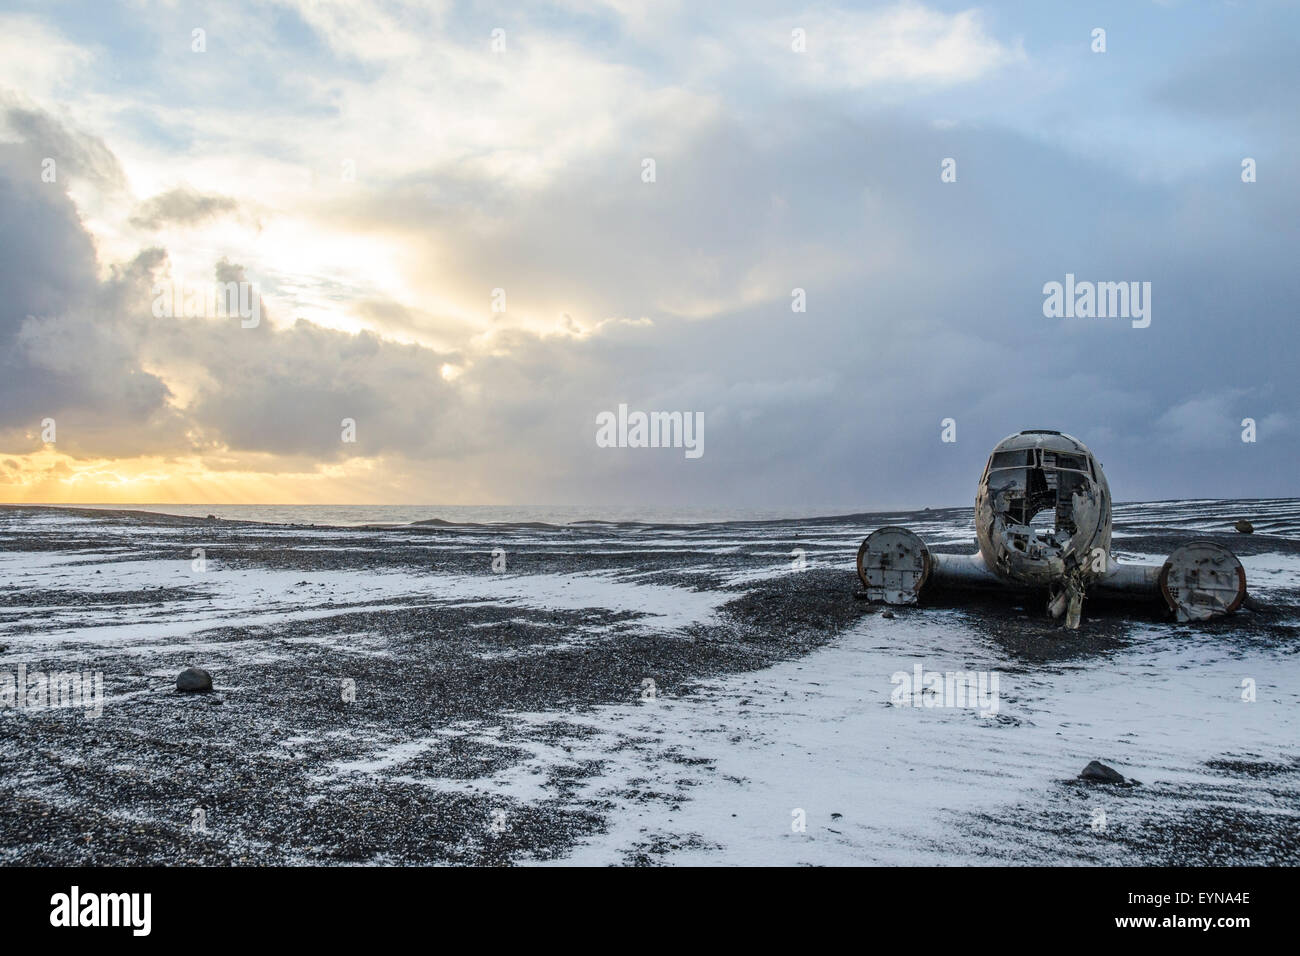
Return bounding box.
[1,1,1295,509]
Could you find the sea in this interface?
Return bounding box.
[19,503,864,527]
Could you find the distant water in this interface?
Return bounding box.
[10,498,1296,535]
[45,503,864,527]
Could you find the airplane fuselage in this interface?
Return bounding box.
[974,430,1112,589]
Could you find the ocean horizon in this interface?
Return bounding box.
[1,497,1294,532]
[0,501,867,527]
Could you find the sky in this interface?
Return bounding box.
[0,0,1296,510]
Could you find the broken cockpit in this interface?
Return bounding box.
[980,444,1106,566]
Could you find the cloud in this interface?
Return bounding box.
[272,0,443,62]
[756,3,1023,90]
[0,130,182,458]
[130,186,241,230]
[1,101,126,192]
[0,109,463,464]
[0,15,94,98]
[1,5,1297,508]
[1154,390,1290,451]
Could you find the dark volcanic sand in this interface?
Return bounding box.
[0,500,1297,865]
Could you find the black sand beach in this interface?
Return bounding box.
[1,501,1297,865]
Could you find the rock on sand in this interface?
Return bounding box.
[177,667,213,693]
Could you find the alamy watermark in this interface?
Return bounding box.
[152,279,260,327]
[890,664,1000,717]
[595,403,704,459]
[1,664,104,718]
[50,886,150,936]
[1042,274,1150,328]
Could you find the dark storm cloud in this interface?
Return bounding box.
[0,107,466,463]
[324,99,1297,507]
[149,305,467,462]
[3,92,1297,504]
[0,131,186,457]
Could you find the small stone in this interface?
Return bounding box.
[1079,760,1126,784]
[1235,519,1254,534]
[176,667,213,693]
[881,610,895,619]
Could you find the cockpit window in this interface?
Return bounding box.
[989,450,1032,469]
[988,469,1026,497]
[985,451,1096,533]
[1043,452,1087,472]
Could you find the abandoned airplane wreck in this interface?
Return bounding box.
[856,430,1248,628]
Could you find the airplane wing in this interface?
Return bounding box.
[857,527,1247,622]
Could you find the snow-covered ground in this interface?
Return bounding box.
[1,500,1297,865]
[520,615,1300,865]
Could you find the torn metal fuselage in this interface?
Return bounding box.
[975,431,1111,626]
